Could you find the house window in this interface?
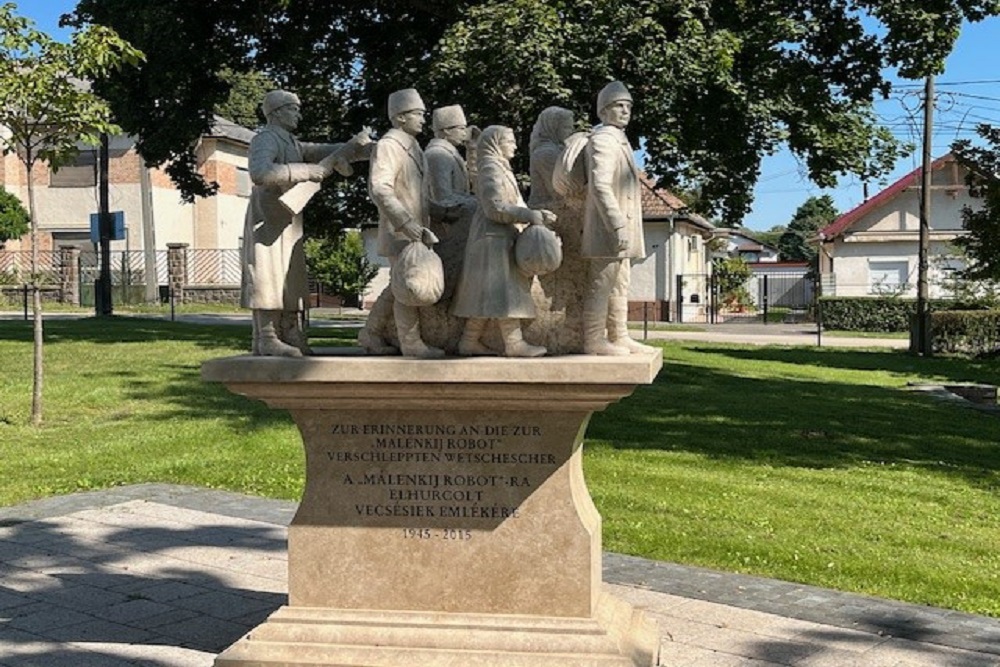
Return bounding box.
[49,150,97,187]
[868,260,909,294]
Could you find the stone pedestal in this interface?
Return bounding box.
[202,350,662,666]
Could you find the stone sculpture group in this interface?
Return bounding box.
[242,82,655,359]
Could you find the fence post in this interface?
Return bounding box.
[676,274,684,324]
[22,283,28,321]
[166,243,189,307]
[762,274,769,325]
[59,246,81,306]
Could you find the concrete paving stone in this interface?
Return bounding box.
[29,583,130,612]
[89,597,177,624]
[43,617,158,644]
[1,645,142,667]
[791,646,906,667]
[66,641,216,667]
[788,624,891,654]
[126,579,211,603]
[133,607,204,630]
[689,626,823,665]
[153,615,254,654]
[5,606,97,633]
[169,589,280,621]
[669,598,822,640]
[871,637,1000,666]
[0,589,32,611]
[0,601,50,621]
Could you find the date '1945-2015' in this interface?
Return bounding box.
[403,528,472,540]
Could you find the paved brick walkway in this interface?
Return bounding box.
[1,485,997,666]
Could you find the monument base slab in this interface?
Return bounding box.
[215,592,657,666]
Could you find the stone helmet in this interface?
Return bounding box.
[596,81,632,114]
[432,105,467,131]
[262,90,301,118]
[387,88,426,121]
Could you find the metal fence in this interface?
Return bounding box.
[187,248,242,285]
[675,271,816,324]
[0,250,62,286]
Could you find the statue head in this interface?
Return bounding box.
[530,106,574,153]
[262,90,302,132]
[596,81,633,129]
[432,105,469,146]
[388,88,427,136]
[478,125,516,166]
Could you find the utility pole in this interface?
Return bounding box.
[96,132,113,316]
[915,76,933,355]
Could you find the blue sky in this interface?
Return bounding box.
[15,1,1000,230]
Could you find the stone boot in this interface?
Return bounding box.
[457,318,497,356]
[358,288,399,355]
[253,310,303,358]
[394,301,444,359]
[582,302,629,356]
[498,319,546,358]
[280,311,312,355]
[608,297,657,354]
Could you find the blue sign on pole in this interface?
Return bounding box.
[89,211,125,243]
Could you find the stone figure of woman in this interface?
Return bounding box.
[451,126,556,357]
[528,106,575,210]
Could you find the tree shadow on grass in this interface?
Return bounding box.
[588,360,1000,491]
[694,345,1000,386]
[1,316,251,350]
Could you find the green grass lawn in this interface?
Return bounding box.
[1,317,998,616]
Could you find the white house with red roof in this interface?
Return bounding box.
[815,154,977,297]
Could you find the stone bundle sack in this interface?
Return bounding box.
[515,224,563,277]
[391,240,445,307]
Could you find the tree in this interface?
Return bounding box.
[953,124,1000,281]
[67,1,998,224]
[712,256,753,311]
[755,225,786,250]
[304,230,379,308]
[215,68,276,128]
[0,186,29,246]
[0,4,142,425]
[778,195,838,264]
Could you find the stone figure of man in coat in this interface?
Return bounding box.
[241,90,370,357]
[365,88,444,358]
[581,81,655,356]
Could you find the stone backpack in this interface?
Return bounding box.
[551,131,591,197]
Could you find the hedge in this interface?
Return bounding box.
[819,297,982,333]
[931,310,1000,357]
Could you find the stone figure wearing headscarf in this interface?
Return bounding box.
[528,106,575,210]
[240,89,369,357]
[451,126,556,357]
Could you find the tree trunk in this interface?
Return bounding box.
[27,163,43,426]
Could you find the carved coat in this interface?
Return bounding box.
[370,128,428,257]
[581,125,645,259]
[241,125,337,310]
[528,141,562,210]
[451,158,536,319]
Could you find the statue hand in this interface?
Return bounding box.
[539,209,557,225]
[615,227,629,251]
[400,219,424,242]
[306,164,329,182]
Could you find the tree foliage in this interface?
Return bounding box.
[712,256,753,310]
[779,195,838,263]
[215,68,277,128]
[0,186,29,245]
[304,230,379,307]
[67,0,999,223]
[953,124,1000,281]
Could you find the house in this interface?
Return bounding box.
[816,154,977,297]
[360,176,716,321]
[715,227,780,263]
[1,116,253,297]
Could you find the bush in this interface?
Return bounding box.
[819,297,915,332]
[931,310,1000,357]
[819,297,962,332]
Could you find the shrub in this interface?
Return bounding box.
[931,310,1000,357]
[818,297,972,332]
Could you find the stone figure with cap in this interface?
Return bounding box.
[424,104,478,235]
[581,81,656,356]
[361,87,445,359]
[241,89,372,357]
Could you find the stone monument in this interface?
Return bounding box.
[207,82,662,666]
